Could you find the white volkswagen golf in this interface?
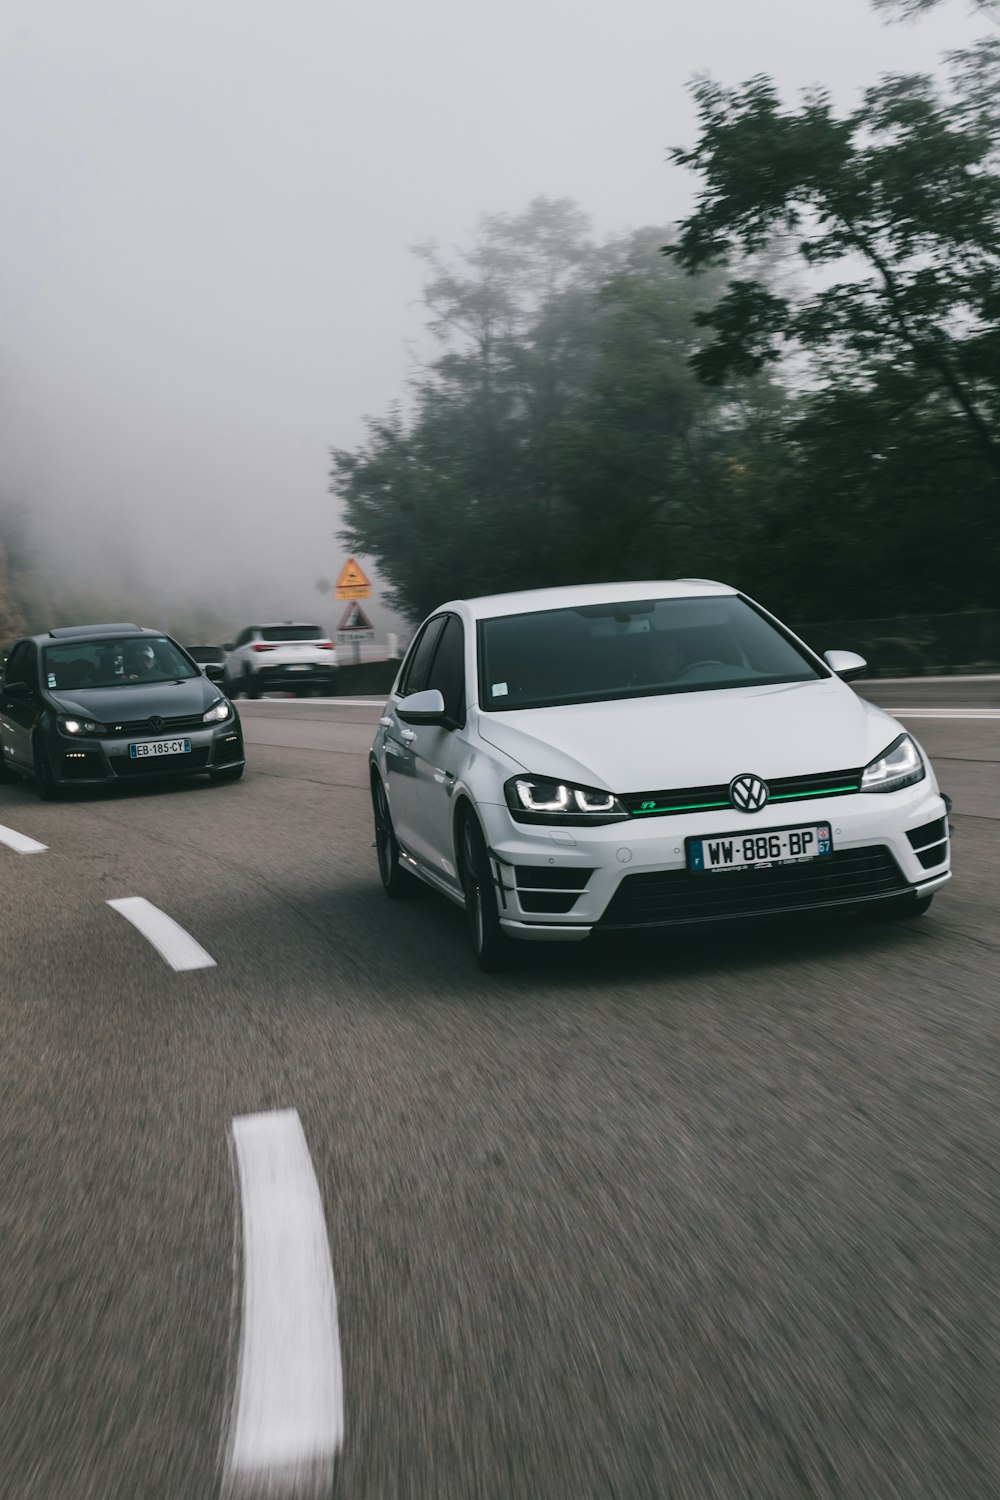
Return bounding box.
[369,581,951,969]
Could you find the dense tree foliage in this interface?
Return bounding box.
[666,43,1000,616]
[873,0,998,22]
[332,200,780,621]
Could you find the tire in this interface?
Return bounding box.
[226,676,242,700]
[244,670,260,700]
[210,764,244,783]
[861,893,934,922]
[458,808,513,972]
[372,775,414,898]
[33,740,58,801]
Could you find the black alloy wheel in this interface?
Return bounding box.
[33,739,58,801]
[372,776,413,898]
[209,764,244,783]
[458,809,512,972]
[861,892,934,922]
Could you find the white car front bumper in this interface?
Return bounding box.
[476,779,951,940]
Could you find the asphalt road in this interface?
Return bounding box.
[0,683,997,1499]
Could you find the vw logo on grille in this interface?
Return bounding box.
[729,773,769,813]
[148,715,166,733]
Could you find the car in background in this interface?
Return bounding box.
[186,645,227,684]
[369,580,951,969]
[224,623,338,698]
[0,623,244,798]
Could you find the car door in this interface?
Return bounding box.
[382,615,446,857]
[400,614,468,885]
[1,641,40,770]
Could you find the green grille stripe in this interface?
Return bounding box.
[770,786,858,800]
[630,784,858,816]
[631,800,730,815]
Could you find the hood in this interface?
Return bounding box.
[50,676,220,722]
[476,678,901,791]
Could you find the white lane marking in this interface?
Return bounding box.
[0,822,47,854]
[224,1110,344,1493]
[106,897,216,971]
[893,708,1000,719]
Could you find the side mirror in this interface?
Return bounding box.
[823,649,868,682]
[396,688,447,725]
[2,680,31,701]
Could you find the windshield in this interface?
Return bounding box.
[43,636,200,691]
[477,596,826,711]
[260,625,323,642]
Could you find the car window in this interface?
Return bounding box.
[42,636,199,690]
[260,625,324,642]
[4,641,34,687]
[425,615,466,725]
[398,616,446,697]
[188,647,225,664]
[478,595,825,711]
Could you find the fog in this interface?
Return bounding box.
[0,0,980,641]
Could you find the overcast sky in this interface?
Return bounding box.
[0,0,983,635]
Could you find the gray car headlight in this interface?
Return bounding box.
[504,775,628,825]
[203,700,231,723]
[58,715,107,735]
[860,733,925,793]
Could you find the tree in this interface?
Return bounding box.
[666,44,1000,497]
[873,0,998,23]
[331,201,764,620]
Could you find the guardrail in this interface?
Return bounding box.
[797,610,1000,677]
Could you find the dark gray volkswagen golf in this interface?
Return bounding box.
[0,623,245,799]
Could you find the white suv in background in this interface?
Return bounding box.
[224,623,339,698]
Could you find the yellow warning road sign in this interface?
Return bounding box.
[334,557,372,600]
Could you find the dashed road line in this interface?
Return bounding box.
[224,1109,344,1496]
[106,896,216,971]
[0,823,47,854]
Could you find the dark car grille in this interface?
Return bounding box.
[599,847,906,928]
[907,816,949,870]
[112,747,211,777]
[109,712,207,734]
[620,767,864,819]
[511,864,594,916]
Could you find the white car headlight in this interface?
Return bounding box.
[504,775,627,824]
[202,699,231,723]
[860,733,925,793]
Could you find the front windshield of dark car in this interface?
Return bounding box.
[478,596,826,711]
[43,637,200,691]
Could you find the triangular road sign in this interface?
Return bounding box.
[337,601,374,632]
[334,557,372,599]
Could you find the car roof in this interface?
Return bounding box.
[246,622,322,630]
[437,579,736,621]
[23,624,163,646]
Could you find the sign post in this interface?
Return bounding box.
[333,559,374,665]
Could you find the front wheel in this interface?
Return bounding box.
[372,776,414,898]
[210,764,244,783]
[861,892,934,922]
[243,671,260,700]
[458,810,513,971]
[33,741,58,801]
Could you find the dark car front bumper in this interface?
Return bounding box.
[50,721,245,786]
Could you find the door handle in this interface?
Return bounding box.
[400,728,416,742]
[379,716,393,727]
